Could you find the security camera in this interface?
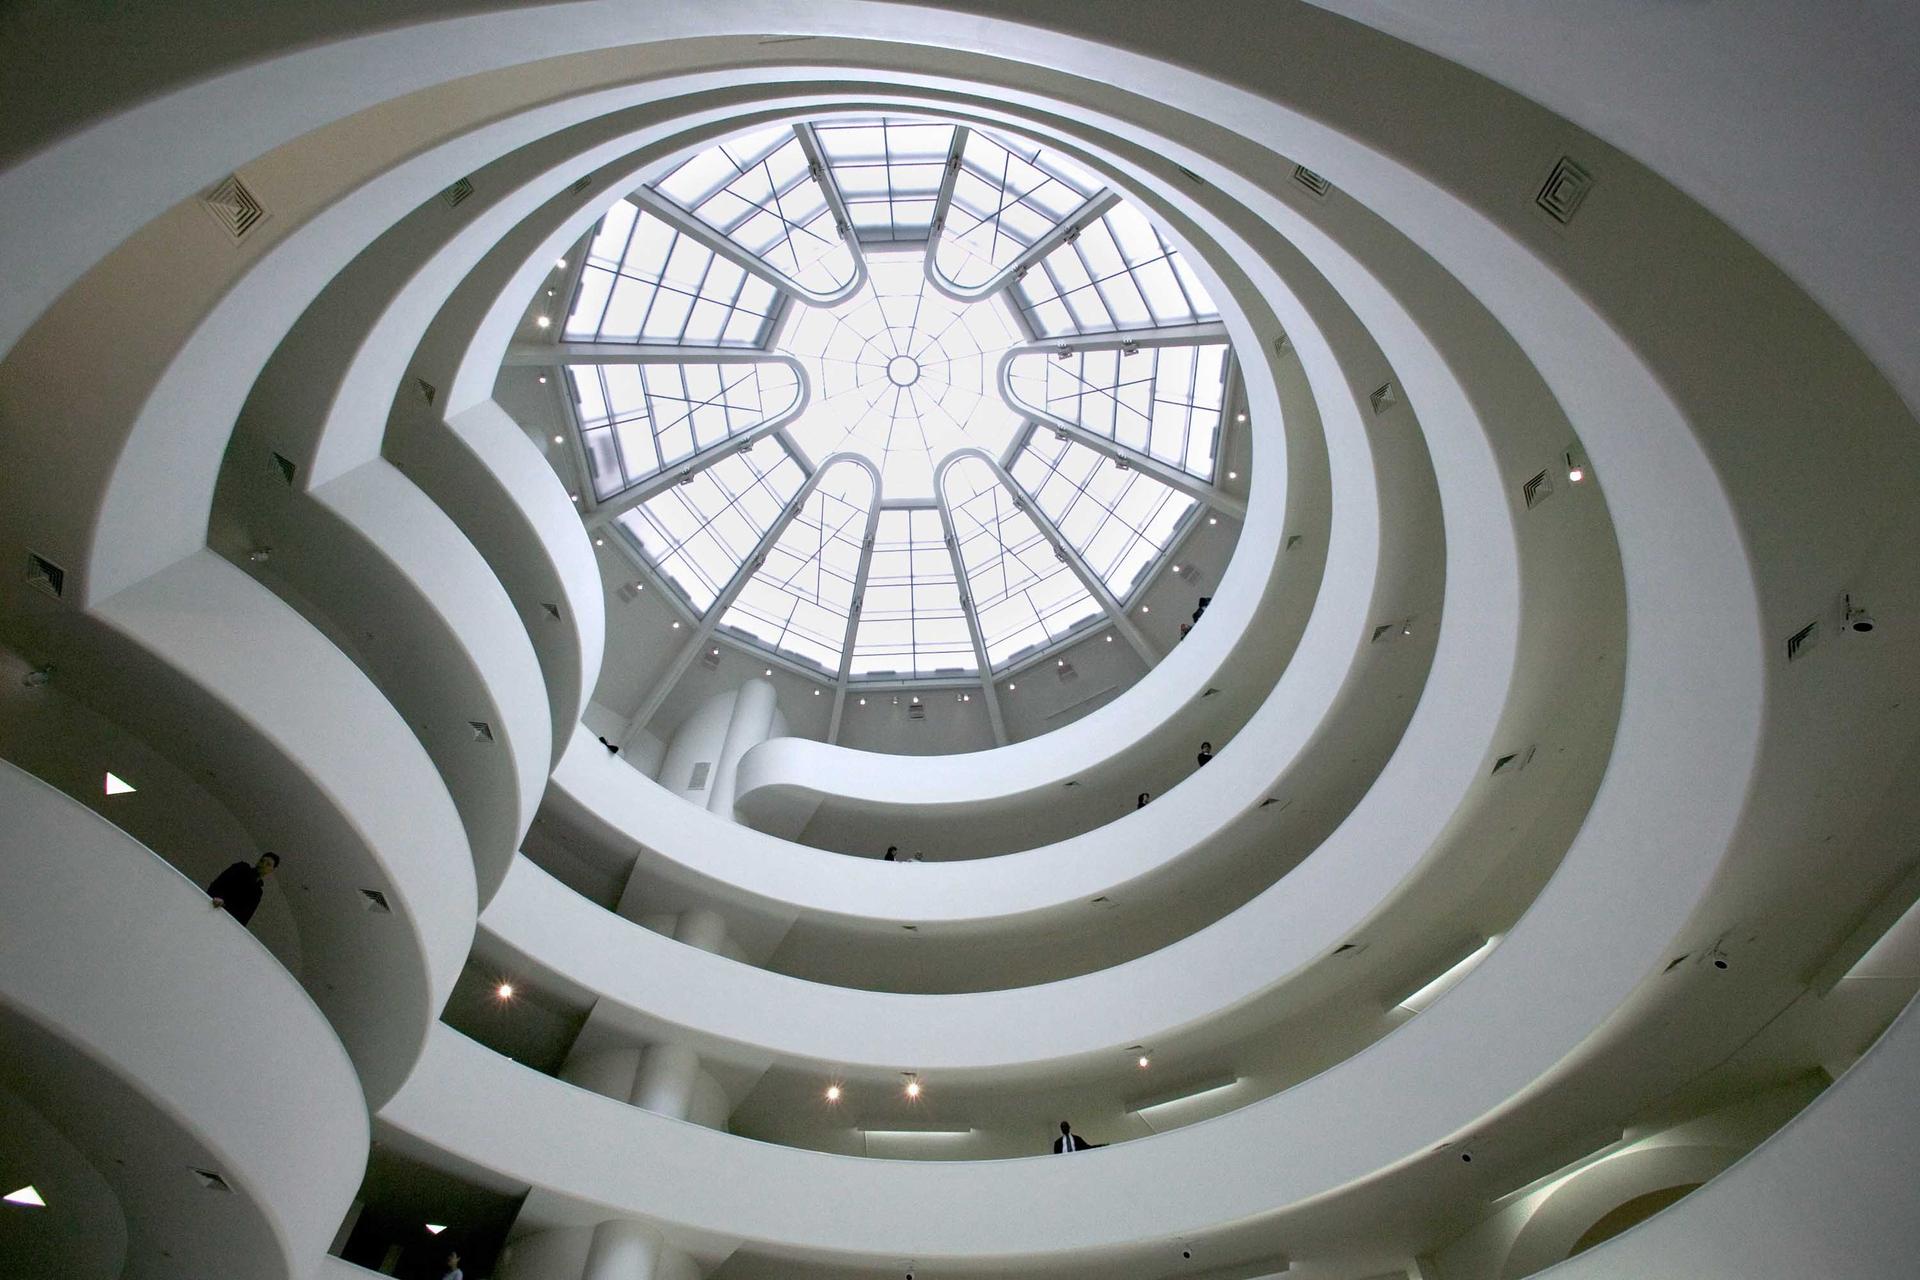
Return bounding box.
[1181,1250,1193,1260]
[1844,594,1875,634]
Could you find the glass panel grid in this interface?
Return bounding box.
[718,460,874,672]
[614,445,805,613]
[1005,343,1228,481]
[1010,434,1199,602]
[568,361,802,501]
[942,456,1102,669]
[1009,203,1218,337]
[934,130,1103,291]
[850,507,976,677]
[653,127,858,298]
[564,201,778,345]
[814,118,956,245]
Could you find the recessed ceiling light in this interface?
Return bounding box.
[594,538,604,546]
[1235,411,1247,423]
[1007,683,1016,691]
[1138,1055,1151,1069]
[1141,605,1151,613]
[4,1186,45,1208]
[1228,470,1238,480]
[671,621,680,629]
[535,315,551,329]
[1105,634,1113,642]
[904,1077,922,1099]
[764,667,773,676]
[569,493,579,502]
[495,982,514,1000]
[1568,465,1586,483]
[711,648,719,656]
[825,1085,841,1102]
[425,1223,447,1235]
[1208,516,1217,525]
[813,689,821,696]
[552,435,563,444]
[537,375,548,384]
[858,697,866,705]
[104,772,135,796]
[555,258,568,270]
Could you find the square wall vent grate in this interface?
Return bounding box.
[1523,469,1555,510]
[441,177,475,208]
[1537,156,1594,224]
[1786,620,1820,663]
[25,552,65,600]
[1293,165,1331,198]
[687,762,711,791]
[200,174,267,242]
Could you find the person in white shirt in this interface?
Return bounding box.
[442,1253,463,1280]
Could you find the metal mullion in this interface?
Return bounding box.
[795,122,869,282]
[932,494,1008,745]
[921,127,969,285]
[629,186,795,299]
[827,490,885,743]
[989,456,1153,663]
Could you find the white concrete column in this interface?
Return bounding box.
[706,677,778,818]
[629,1042,702,1120]
[582,1220,661,1280]
[558,1045,641,1102]
[673,907,729,955]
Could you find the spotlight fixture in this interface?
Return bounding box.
[1208,516,1218,525]
[1565,442,1590,483]
[535,315,551,329]
[671,621,680,629]
[712,648,720,656]
[555,258,568,270]
[552,435,564,444]
[858,697,866,705]
[1139,1055,1152,1068]
[1236,411,1248,423]
[569,493,579,502]
[825,1085,842,1102]
[1141,605,1151,613]
[1228,470,1239,480]
[1845,593,1875,634]
[903,1075,922,1100]
[594,538,604,546]
[537,375,548,383]
[495,982,515,1000]
[635,582,644,591]
[1007,683,1016,691]
[813,688,821,696]
[764,667,772,676]
[1105,634,1113,642]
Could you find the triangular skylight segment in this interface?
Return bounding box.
[1005,342,1228,481]
[567,360,802,502]
[932,129,1103,293]
[652,126,859,302]
[1010,434,1199,603]
[813,118,956,245]
[564,201,779,345]
[4,1185,46,1207]
[942,456,1102,669]
[104,771,136,796]
[849,507,977,678]
[615,444,807,613]
[719,459,875,672]
[1009,203,1217,336]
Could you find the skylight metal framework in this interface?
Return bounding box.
[848,506,978,680]
[1008,201,1218,337]
[1004,340,1230,482]
[550,116,1241,697]
[939,453,1105,669]
[564,198,781,345]
[1010,431,1202,606]
[811,118,957,245]
[926,128,1108,298]
[563,354,805,504]
[650,124,865,303]
[718,457,877,673]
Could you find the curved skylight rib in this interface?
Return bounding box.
[1010,433,1199,602]
[567,361,802,502]
[564,199,780,344]
[614,444,805,612]
[849,507,976,678]
[783,253,1024,499]
[1008,202,1217,336]
[941,456,1103,669]
[652,125,859,301]
[931,130,1103,293]
[813,118,955,245]
[1005,343,1228,480]
[718,459,875,672]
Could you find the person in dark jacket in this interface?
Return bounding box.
[1053,1120,1098,1153]
[1197,741,1214,767]
[208,852,280,925]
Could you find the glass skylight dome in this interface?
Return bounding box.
[552,116,1241,684]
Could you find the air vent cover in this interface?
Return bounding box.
[1055,660,1078,683]
[200,174,267,242]
[688,762,711,791]
[25,552,65,600]
[1491,745,1538,776]
[271,452,297,486]
[1523,469,1555,509]
[907,701,926,720]
[360,888,391,913]
[1370,382,1398,414]
[1293,165,1331,198]
[568,175,592,195]
[441,176,475,208]
[468,721,494,743]
[700,647,721,671]
[1786,619,1820,662]
[1175,563,1203,584]
[415,377,437,405]
[1537,156,1594,224]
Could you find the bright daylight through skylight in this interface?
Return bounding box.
[554,116,1236,682]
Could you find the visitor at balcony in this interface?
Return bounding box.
[441,1252,463,1280]
[1137,792,1150,808]
[207,852,280,926]
[1053,1120,1099,1153]
[1197,741,1214,768]
[884,846,899,862]
[597,734,620,755]
[1191,595,1212,623]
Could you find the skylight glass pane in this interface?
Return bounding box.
[1011,433,1198,601]
[567,361,803,502]
[850,507,976,677]
[1009,203,1219,337]
[1005,343,1228,481]
[653,127,859,300]
[719,459,874,672]
[814,117,957,245]
[932,129,1105,291]
[614,445,805,612]
[564,201,776,346]
[942,456,1102,669]
[782,251,1024,500]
